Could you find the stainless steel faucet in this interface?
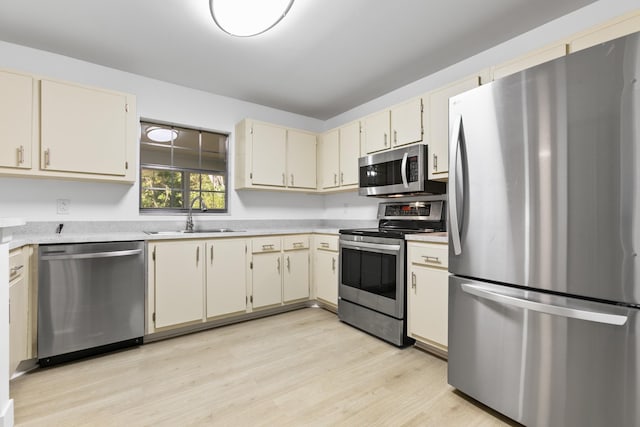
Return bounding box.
[186,196,208,232]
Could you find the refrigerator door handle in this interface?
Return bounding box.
[461,283,628,326]
[449,114,463,255]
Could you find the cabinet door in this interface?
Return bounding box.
[0,70,33,169]
[206,239,247,318]
[339,121,360,187]
[252,252,282,309]
[283,250,309,302]
[363,110,391,154]
[287,129,316,189]
[251,122,287,187]
[315,250,338,306]
[40,79,128,176]
[426,75,480,180]
[9,275,28,375]
[154,241,204,328]
[320,129,339,189]
[391,97,422,147]
[408,264,449,349]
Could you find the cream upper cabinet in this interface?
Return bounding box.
[319,120,360,190]
[390,97,423,148]
[206,239,247,319]
[152,240,205,329]
[569,10,640,53]
[0,70,33,170]
[249,121,288,187]
[425,75,481,181]
[287,129,316,189]
[492,43,568,81]
[40,79,130,177]
[363,110,391,154]
[320,129,340,189]
[339,121,361,187]
[407,242,449,354]
[313,234,339,307]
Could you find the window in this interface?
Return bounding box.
[140,121,228,213]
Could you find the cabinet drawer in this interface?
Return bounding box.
[409,242,448,268]
[9,247,26,282]
[283,235,309,250]
[315,235,338,252]
[252,236,282,253]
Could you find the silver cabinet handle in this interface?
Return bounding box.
[334,173,337,186]
[292,242,304,249]
[449,114,463,255]
[331,257,336,272]
[422,255,441,264]
[196,246,200,263]
[340,172,344,184]
[384,133,388,146]
[393,129,397,144]
[461,283,628,326]
[210,245,214,263]
[282,173,286,185]
[44,148,51,167]
[10,264,24,278]
[262,244,275,251]
[411,272,417,290]
[286,256,290,271]
[290,174,294,186]
[433,153,438,171]
[320,242,330,249]
[277,257,281,273]
[17,145,24,165]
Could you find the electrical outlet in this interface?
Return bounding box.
[57,199,71,215]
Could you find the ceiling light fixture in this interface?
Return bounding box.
[146,127,178,143]
[209,0,294,37]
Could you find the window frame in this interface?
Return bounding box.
[139,120,229,215]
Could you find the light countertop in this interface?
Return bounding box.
[405,232,448,243]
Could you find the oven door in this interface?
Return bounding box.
[339,234,405,319]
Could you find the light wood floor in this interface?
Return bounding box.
[10,308,517,427]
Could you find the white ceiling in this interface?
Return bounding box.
[0,0,598,120]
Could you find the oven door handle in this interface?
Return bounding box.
[340,240,401,253]
[401,151,409,188]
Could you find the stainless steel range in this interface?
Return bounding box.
[338,198,446,346]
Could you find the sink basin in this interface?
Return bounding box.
[144,229,243,235]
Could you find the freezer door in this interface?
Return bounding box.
[448,32,640,305]
[448,275,640,427]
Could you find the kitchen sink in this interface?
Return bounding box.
[144,229,243,235]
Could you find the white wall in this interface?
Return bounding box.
[0,0,637,223]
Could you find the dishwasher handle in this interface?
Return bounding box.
[40,248,143,261]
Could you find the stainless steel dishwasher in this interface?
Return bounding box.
[38,241,145,366]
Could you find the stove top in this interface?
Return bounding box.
[339,227,435,239]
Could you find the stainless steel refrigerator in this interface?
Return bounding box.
[447,31,640,427]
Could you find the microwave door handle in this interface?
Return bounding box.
[401,151,409,188]
[449,114,463,255]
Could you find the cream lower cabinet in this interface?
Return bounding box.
[250,237,283,309]
[9,246,29,375]
[407,241,449,355]
[151,240,205,329]
[283,236,310,302]
[313,234,339,307]
[206,239,247,318]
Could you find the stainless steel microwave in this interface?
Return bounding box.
[358,144,446,197]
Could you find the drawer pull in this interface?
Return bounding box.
[411,272,417,290]
[293,242,304,249]
[423,255,441,264]
[320,242,330,249]
[332,257,336,271]
[262,244,275,251]
[10,265,24,278]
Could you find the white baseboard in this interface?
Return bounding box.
[0,398,14,427]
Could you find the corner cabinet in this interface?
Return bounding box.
[407,241,449,356]
[319,120,360,191]
[235,119,316,191]
[0,68,137,183]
